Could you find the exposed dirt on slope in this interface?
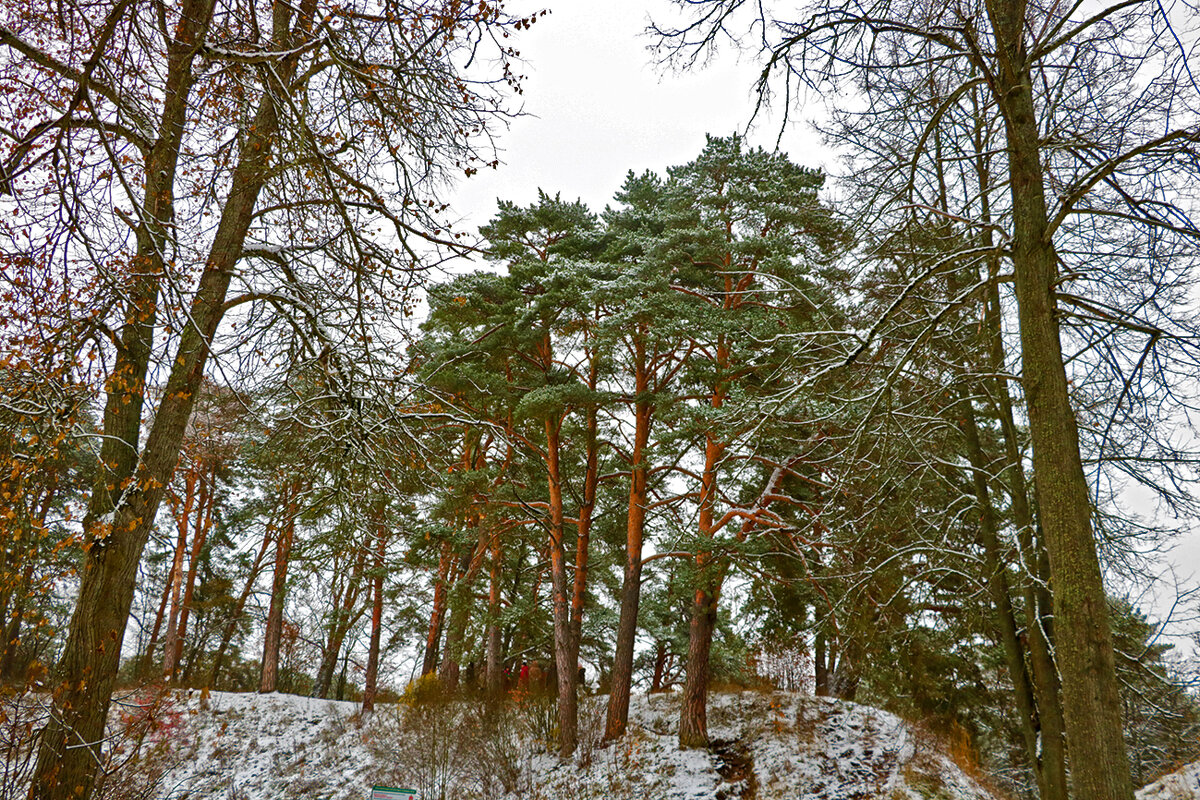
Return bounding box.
[712,737,758,800]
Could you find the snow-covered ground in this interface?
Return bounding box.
[136,689,1004,800]
[6,688,1197,800]
[1138,761,1200,800]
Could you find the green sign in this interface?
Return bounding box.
[371,787,417,800]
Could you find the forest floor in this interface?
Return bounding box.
[7,688,1198,800]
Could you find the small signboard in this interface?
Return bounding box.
[371,787,417,800]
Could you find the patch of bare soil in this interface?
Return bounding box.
[712,738,758,800]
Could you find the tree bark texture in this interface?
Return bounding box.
[604,350,652,741]
[260,494,298,694]
[987,2,1134,795]
[28,0,312,792]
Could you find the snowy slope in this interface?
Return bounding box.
[135,689,1003,800]
[1138,761,1200,800]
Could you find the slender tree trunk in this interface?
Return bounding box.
[260,499,297,694]
[985,278,1069,800]
[315,546,368,698]
[362,519,387,712]
[486,529,503,698]
[161,480,193,680]
[958,389,1047,795]
[168,467,215,684]
[605,340,652,741]
[438,533,487,691]
[988,5,1133,795]
[650,642,667,693]
[140,561,176,680]
[422,541,452,677]
[0,562,34,681]
[210,530,272,687]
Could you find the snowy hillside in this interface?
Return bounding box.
[1138,760,1200,800]
[130,689,1005,800]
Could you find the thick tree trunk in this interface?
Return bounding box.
[678,428,725,749]
[987,5,1133,795]
[28,0,308,791]
[545,416,578,757]
[437,602,465,690]
[679,586,718,748]
[814,628,828,697]
[604,342,652,741]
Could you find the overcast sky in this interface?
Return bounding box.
[448,1,828,233]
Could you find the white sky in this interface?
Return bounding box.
[448,0,828,234]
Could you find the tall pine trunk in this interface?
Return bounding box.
[678,427,725,749]
[545,416,578,757]
[605,338,651,741]
[421,541,452,677]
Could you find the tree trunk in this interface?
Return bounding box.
[959,389,1049,796]
[605,340,652,741]
[28,0,307,790]
[140,560,176,680]
[260,500,297,694]
[650,642,667,693]
[486,529,504,698]
[678,382,726,748]
[988,4,1133,795]
[985,282,1070,800]
[167,467,215,684]
[438,535,487,691]
[314,546,368,699]
[679,586,718,748]
[210,530,272,687]
[545,415,578,757]
[422,541,453,677]
[814,628,828,697]
[362,519,386,712]
[161,479,193,680]
[976,134,1069,800]
[0,562,35,681]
